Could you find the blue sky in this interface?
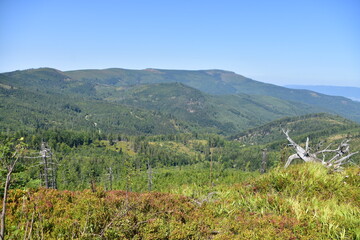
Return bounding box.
[0,0,359,86]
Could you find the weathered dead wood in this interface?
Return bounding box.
[1,141,25,240]
[282,129,358,170]
[1,155,19,240]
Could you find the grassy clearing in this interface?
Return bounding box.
[4,163,360,239]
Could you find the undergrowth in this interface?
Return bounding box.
[3,163,359,239]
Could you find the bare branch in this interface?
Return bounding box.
[282,130,358,170]
[315,143,333,154]
[305,137,309,152]
[282,129,307,157]
[285,154,300,168]
[334,151,359,165]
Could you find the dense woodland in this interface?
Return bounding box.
[1,68,360,239]
[1,114,359,239]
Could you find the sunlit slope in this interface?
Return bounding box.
[233,113,360,144]
[0,85,188,135]
[107,82,321,134]
[2,67,360,135]
[65,68,360,122]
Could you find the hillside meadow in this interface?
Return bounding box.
[1,67,360,239]
[3,163,360,239]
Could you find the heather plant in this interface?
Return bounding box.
[2,163,359,239]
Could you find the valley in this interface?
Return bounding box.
[1,67,359,239]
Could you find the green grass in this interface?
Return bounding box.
[4,163,358,239]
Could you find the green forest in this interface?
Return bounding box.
[1,68,360,239]
[1,114,359,239]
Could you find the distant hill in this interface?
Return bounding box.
[106,82,320,134]
[232,113,360,145]
[285,85,360,102]
[64,68,360,122]
[0,70,321,135]
[1,67,360,135]
[0,86,192,135]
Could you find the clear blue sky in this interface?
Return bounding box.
[1,0,359,86]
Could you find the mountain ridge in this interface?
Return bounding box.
[108,82,321,134]
[232,113,360,145]
[1,67,360,136]
[63,67,360,123]
[285,85,360,102]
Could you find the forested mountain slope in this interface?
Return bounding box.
[6,67,354,123]
[1,68,360,240]
[0,68,321,135]
[286,85,360,101]
[0,83,190,135]
[233,113,360,144]
[64,68,360,122]
[1,67,360,136]
[109,82,321,134]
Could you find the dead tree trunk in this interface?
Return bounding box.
[40,142,56,189]
[260,148,267,174]
[209,149,213,187]
[0,140,25,240]
[0,158,18,240]
[147,159,153,191]
[108,167,113,191]
[282,129,358,170]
